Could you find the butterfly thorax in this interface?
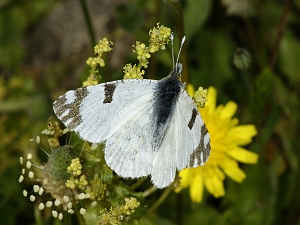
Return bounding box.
[152,65,183,151]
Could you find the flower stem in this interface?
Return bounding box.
[269,0,290,70]
[148,186,172,212]
[130,177,146,190]
[173,1,188,84]
[74,204,86,225]
[78,0,96,48]
[142,185,158,198]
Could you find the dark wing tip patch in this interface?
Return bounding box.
[53,87,89,129]
[103,83,117,103]
[189,125,210,167]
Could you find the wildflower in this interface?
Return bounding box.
[20,121,107,220]
[149,23,171,51]
[20,146,81,219]
[192,86,208,108]
[40,117,63,149]
[98,197,140,225]
[123,64,145,80]
[124,23,171,79]
[176,86,258,202]
[84,38,113,86]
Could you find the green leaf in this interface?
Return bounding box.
[98,164,113,184]
[107,182,144,206]
[107,182,147,219]
[184,0,212,38]
[84,204,103,225]
[124,212,158,225]
[279,30,300,83]
[250,68,273,125]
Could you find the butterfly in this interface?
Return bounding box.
[53,35,210,188]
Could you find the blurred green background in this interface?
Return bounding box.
[1,0,300,224]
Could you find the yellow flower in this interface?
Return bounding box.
[176,86,258,202]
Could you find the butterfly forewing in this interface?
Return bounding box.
[53,79,158,143]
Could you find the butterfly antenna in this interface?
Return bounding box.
[171,33,175,68]
[176,36,186,67]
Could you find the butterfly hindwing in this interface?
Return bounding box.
[104,99,156,178]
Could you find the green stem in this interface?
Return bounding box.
[130,177,147,190]
[74,203,86,225]
[269,0,290,70]
[148,186,172,212]
[142,185,158,198]
[243,18,260,70]
[173,1,188,84]
[78,0,96,48]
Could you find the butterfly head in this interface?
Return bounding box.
[171,62,183,80]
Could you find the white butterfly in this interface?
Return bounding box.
[53,35,210,188]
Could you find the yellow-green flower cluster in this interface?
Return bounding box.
[65,158,107,201]
[135,42,151,69]
[149,23,171,52]
[67,158,82,176]
[84,38,113,86]
[82,75,99,87]
[193,86,208,108]
[41,117,65,148]
[86,175,106,201]
[65,174,88,190]
[123,64,145,79]
[99,197,140,225]
[65,160,87,189]
[124,23,171,79]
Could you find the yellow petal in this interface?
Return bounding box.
[214,166,226,180]
[187,84,195,97]
[220,101,238,119]
[189,173,204,202]
[227,167,246,183]
[204,174,225,198]
[227,147,259,164]
[228,125,257,145]
[202,87,217,114]
[219,157,246,182]
[176,168,193,192]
